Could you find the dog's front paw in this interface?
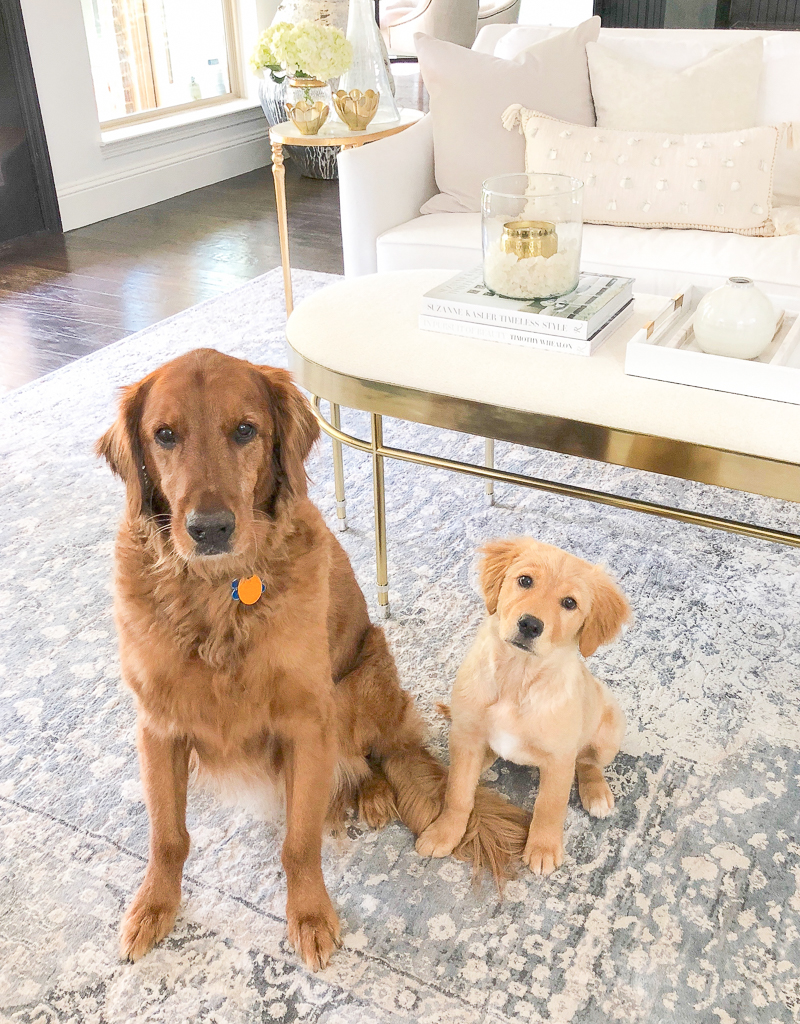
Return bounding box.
[415,812,466,858]
[524,831,564,876]
[287,896,341,972]
[358,772,398,830]
[119,886,180,961]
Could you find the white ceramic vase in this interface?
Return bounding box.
[693,277,777,360]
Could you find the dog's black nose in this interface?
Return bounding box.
[517,614,544,640]
[185,509,235,554]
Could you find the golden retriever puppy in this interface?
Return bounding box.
[416,537,631,876]
[97,349,530,972]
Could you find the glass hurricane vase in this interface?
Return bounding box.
[482,173,584,300]
[335,0,399,127]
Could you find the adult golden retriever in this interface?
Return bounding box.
[417,537,631,876]
[97,348,529,971]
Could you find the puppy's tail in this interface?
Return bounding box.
[381,745,531,884]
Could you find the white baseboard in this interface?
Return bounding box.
[57,117,272,231]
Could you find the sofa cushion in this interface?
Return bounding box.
[478,26,800,203]
[416,17,600,216]
[587,37,763,134]
[375,212,800,297]
[506,106,781,236]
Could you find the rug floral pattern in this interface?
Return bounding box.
[1,270,799,1023]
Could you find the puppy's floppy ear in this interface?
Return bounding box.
[478,539,520,615]
[579,567,631,658]
[95,375,154,519]
[257,366,320,504]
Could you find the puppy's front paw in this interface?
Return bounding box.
[415,812,467,858]
[119,886,180,961]
[580,777,615,818]
[524,831,564,876]
[287,896,341,972]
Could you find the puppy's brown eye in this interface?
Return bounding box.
[518,575,533,589]
[155,427,176,448]
[234,423,256,444]
[561,597,577,611]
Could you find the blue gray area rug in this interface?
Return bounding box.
[1,268,799,1024]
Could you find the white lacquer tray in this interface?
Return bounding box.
[625,285,800,405]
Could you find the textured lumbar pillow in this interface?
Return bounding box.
[586,37,764,134]
[503,106,781,236]
[416,17,600,215]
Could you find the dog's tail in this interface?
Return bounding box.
[381,745,531,883]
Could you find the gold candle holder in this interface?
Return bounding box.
[501,220,558,259]
[285,78,329,135]
[333,89,380,131]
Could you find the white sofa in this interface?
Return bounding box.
[338,26,800,298]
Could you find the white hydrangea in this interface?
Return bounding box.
[250,20,352,82]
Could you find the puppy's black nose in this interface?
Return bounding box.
[185,509,235,554]
[517,614,544,640]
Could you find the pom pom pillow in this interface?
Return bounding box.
[503,106,783,236]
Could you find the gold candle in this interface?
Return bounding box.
[501,220,558,260]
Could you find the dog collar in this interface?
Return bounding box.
[231,575,265,605]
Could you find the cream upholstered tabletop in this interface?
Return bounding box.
[286,269,800,466]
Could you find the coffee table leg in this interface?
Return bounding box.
[371,412,390,618]
[331,403,347,532]
[485,438,495,507]
[271,141,293,315]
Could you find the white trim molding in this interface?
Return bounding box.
[57,106,271,231]
[99,99,264,156]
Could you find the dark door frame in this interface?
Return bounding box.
[0,0,61,234]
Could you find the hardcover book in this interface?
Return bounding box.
[421,266,635,341]
[419,300,635,356]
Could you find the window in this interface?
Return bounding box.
[81,0,241,126]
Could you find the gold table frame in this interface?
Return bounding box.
[288,345,800,617]
[268,110,424,316]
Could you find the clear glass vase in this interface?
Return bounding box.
[285,77,331,135]
[482,173,584,300]
[336,0,400,127]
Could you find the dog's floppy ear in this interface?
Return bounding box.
[95,376,154,519]
[579,567,631,658]
[257,366,320,504]
[478,539,520,615]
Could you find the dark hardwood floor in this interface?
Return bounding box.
[0,65,428,393]
[0,162,342,392]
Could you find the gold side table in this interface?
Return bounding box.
[269,108,424,535]
[268,108,424,316]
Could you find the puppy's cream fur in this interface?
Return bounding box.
[417,537,631,875]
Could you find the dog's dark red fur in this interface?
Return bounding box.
[97,348,530,971]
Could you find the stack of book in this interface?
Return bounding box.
[419,267,635,356]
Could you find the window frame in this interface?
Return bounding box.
[94,0,245,130]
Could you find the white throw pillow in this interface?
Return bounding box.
[504,106,781,236]
[587,37,764,134]
[416,17,600,216]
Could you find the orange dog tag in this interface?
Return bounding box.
[234,575,264,605]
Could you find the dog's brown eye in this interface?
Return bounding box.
[561,597,577,611]
[518,575,533,589]
[155,427,176,448]
[234,423,256,444]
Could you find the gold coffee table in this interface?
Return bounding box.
[287,270,800,616]
[268,109,424,316]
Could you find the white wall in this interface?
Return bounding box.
[21,0,281,231]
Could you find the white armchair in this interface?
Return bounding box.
[478,0,521,28]
[380,0,479,54]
